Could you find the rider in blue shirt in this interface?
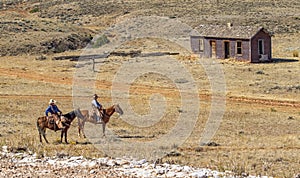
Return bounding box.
[45,100,62,116]
[45,99,64,130]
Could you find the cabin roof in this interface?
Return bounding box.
[192,24,268,39]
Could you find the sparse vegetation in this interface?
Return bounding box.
[29,7,39,13]
[270,108,277,112]
[293,50,299,57]
[91,35,110,48]
[0,0,299,177]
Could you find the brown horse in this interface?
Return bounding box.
[37,109,81,144]
[77,104,123,138]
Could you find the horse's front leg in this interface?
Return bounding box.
[82,122,86,138]
[78,126,81,137]
[64,130,68,144]
[102,123,106,137]
[79,121,86,138]
[60,130,64,143]
[78,119,82,137]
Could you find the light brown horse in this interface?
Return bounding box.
[37,109,81,144]
[77,104,123,138]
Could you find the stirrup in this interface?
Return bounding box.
[96,118,102,123]
[58,126,65,130]
[54,124,58,132]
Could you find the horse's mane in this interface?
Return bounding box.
[62,110,76,121]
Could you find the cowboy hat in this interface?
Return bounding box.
[49,99,57,104]
[93,94,98,98]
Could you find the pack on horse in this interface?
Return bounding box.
[37,109,82,144]
[77,104,123,138]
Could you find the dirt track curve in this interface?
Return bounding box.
[0,67,299,108]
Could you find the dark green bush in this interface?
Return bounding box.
[29,7,39,13]
[92,35,109,48]
[292,50,299,57]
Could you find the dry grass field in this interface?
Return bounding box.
[0,0,300,177]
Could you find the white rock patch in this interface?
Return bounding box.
[1,146,271,178]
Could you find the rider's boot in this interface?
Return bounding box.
[56,120,65,130]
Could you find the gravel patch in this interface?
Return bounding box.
[0,146,270,178]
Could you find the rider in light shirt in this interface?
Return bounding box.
[92,94,103,123]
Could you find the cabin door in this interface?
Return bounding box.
[210,41,216,58]
[224,41,230,58]
[258,39,264,55]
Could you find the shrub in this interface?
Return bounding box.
[292,50,299,57]
[256,70,265,75]
[29,7,39,13]
[92,35,109,48]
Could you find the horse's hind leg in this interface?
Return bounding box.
[38,126,48,144]
[82,122,86,138]
[42,129,49,144]
[39,132,42,143]
[78,121,86,138]
[102,123,106,137]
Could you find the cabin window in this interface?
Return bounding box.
[258,39,264,55]
[236,41,242,55]
[199,39,204,52]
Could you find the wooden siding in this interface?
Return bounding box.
[190,36,201,53]
[235,40,250,61]
[190,36,210,58]
[250,30,272,62]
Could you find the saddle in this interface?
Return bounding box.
[47,115,66,131]
[90,105,105,121]
[47,116,55,125]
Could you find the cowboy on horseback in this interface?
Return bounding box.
[91,94,104,123]
[45,99,65,131]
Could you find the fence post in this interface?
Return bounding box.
[92,58,95,72]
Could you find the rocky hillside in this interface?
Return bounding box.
[0,0,299,56]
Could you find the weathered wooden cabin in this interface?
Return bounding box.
[190,24,272,62]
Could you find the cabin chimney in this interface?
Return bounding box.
[227,22,233,28]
